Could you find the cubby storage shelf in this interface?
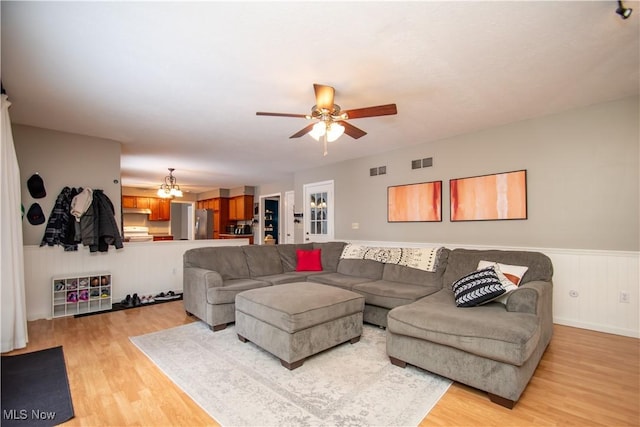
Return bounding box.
[52,272,112,318]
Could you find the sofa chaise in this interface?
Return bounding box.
[183,242,553,408]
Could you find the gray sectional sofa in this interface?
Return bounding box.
[183,241,553,408]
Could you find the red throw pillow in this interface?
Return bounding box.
[296,249,323,271]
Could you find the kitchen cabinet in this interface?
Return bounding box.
[122,196,136,208]
[149,198,171,221]
[136,197,151,209]
[229,195,254,220]
[122,196,151,209]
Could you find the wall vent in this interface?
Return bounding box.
[412,157,433,169]
[370,166,387,176]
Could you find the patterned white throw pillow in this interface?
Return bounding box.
[477,260,528,286]
[477,261,529,304]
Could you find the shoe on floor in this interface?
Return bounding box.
[122,294,133,308]
[154,292,170,301]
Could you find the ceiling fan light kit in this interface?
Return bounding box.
[310,122,345,142]
[257,83,397,155]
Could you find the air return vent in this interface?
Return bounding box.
[369,166,387,176]
[412,157,433,169]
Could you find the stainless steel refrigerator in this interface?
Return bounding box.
[195,209,214,239]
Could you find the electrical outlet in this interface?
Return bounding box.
[619,291,630,303]
[351,223,359,230]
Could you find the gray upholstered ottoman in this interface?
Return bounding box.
[235,282,365,370]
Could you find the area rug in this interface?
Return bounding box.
[131,322,451,426]
[1,346,75,427]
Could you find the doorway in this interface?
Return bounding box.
[258,193,281,245]
[170,201,195,240]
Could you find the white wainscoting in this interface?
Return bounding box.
[349,240,640,338]
[23,239,248,321]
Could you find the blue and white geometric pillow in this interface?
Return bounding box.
[452,266,506,307]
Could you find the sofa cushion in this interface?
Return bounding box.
[255,272,319,286]
[452,267,506,307]
[381,248,449,287]
[307,273,373,290]
[184,246,250,280]
[313,241,347,272]
[352,280,439,309]
[242,245,284,277]
[387,289,540,366]
[337,259,384,280]
[207,278,271,304]
[296,248,323,271]
[442,249,553,289]
[276,243,314,272]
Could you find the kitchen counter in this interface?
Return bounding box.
[218,233,254,244]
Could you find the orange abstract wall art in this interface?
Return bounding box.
[450,170,527,221]
[388,181,442,222]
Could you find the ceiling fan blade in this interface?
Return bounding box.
[290,123,316,138]
[344,104,397,120]
[313,84,335,110]
[341,121,367,139]
[256,112,308,118]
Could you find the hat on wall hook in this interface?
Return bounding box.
[27,173,46,199]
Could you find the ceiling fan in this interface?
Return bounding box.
[257,84,397,155]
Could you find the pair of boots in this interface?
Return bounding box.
[121,293,141,308]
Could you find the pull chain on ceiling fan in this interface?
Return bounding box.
[257,83,397,156]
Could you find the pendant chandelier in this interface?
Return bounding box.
[157,168,183,198]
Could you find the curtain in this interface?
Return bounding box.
[1,93,28,352]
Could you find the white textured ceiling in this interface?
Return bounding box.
[2,1,638,193]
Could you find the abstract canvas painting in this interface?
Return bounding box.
[388,181,442,222]
[450,170,527,221]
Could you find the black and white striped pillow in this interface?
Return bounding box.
[452,267,506,307]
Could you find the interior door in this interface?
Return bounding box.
[303,180,334,242]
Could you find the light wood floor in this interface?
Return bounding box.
[4,301,639,426]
